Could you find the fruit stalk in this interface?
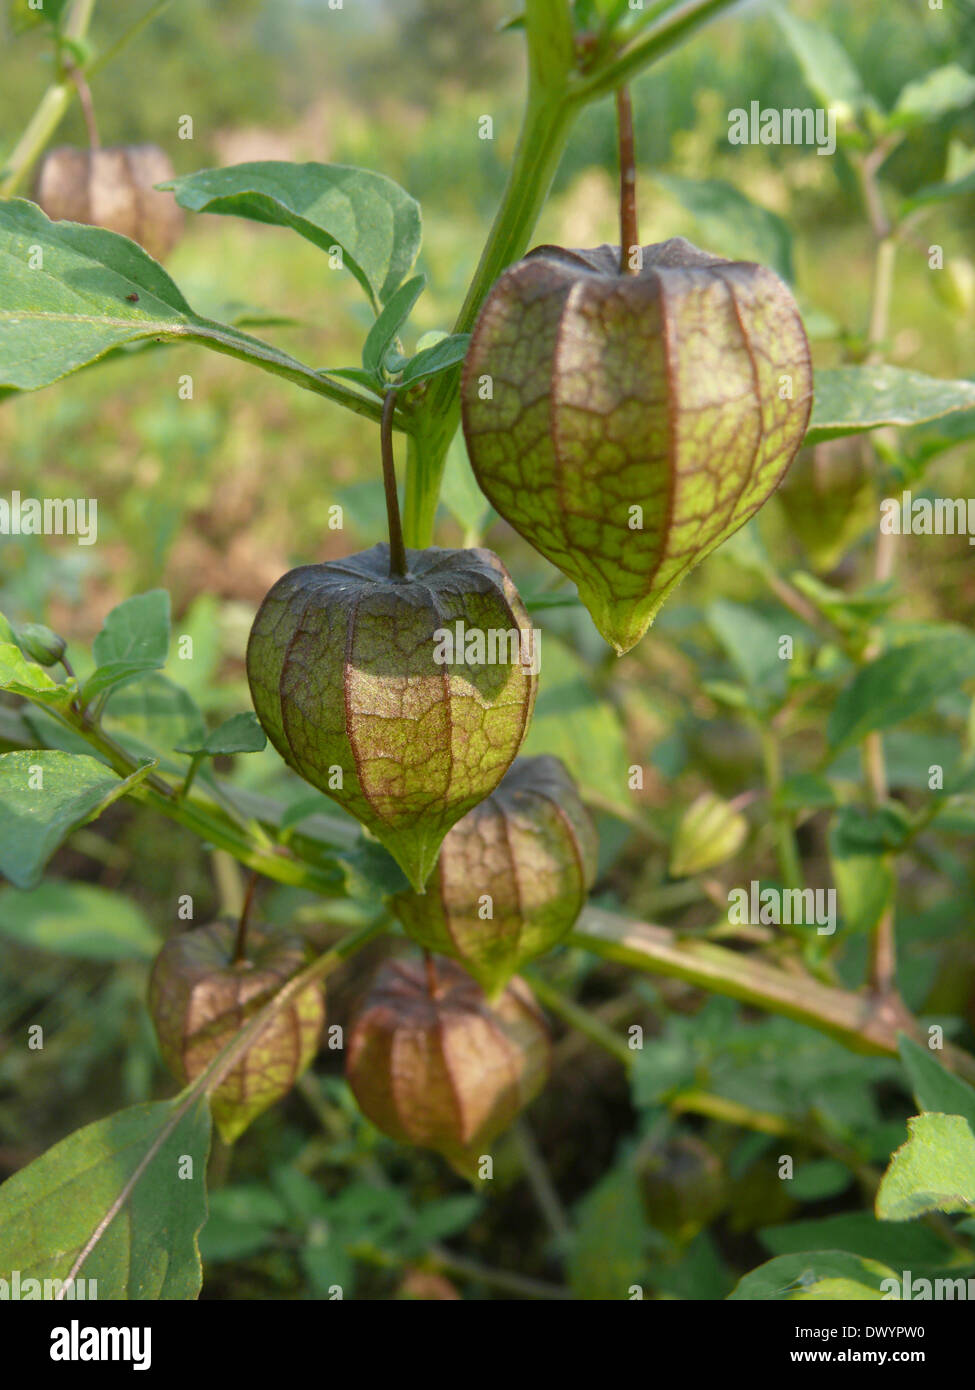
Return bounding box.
[381,390,408,577]
[615,85,639,276]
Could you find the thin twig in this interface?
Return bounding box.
[615,85,639,274]
[381,390,408,577]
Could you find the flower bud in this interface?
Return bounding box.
[247,543,537,890]
[393,755,597,997]
[14,622,66,667]
[148,921,325,1143]
[346,956,549,1177]
[462,238,812,653]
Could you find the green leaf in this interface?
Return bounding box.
[0,881,161,960]
[890,64,975,129]
[707,600,786,704]
[898,1036,975,1135]
[903,168,975,215]
[362,274,425,374]
[92,589,171,668]
[104,673,207,754]
[876,1114,975,1220]
[568,1166,647,1300]
[828,632,975,748]
[0,1096,210,1299]
[0,200,382,420]
[397,332,471,387]
[177,712,267,757]
[0,642,75,710]
[772,8,869,124]
[521,633,629,814]
[0,750,154,889]
[729,1250,895,1301]
[162,162,422,309]
[439,428,494,539]
[656,175,794,283]
[828,811,895,935]
[807,366,975,445]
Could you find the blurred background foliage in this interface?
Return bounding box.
[2,0,975,1299]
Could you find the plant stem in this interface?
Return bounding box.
[69,64,100,150]
[616,85,639,273]
[574,0,741,102]
[757,721,803,893]
[381,390,407,576]
[571,905,975,1085]
[0,0,97,195]
[523,967,633,1069]
[402,86,575,547]
[233,871,260,963]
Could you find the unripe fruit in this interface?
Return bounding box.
[148,921,325,1143]
[634,1134,724,1239]
[346,956,550,1177]
[669,791,747,878]
[33,144,184,262]
[247,543,537,890]
[393,755,597,997]
[462,238,812,654]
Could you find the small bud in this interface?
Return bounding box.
[393,755,597,997]
[634,1134,724,1239]
[346,956,549,1177]
[669,791,747,877]
[14,622,66,667]
[148,922,325,1143]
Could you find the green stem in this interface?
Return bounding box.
[571,905,975,1086]
[573,0,741,103]
[756,721,803,893]
[523,967,633,1069]
[402,85,575,547]
[0,0,97,195]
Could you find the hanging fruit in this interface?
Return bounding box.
[346,955,550,1178]
[393,755,597,998]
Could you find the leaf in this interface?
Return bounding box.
[568,1166,648,1300]
[902,168,975,215]
[0,750,154,889]
[729,1250,895,1301]
[876,1113,975,1220]
[439,428,494,538]
[828,812,895,935]
[0,642,75,710]
[656,175,794,283]
[898,1036,975,1135]
[827,632,975,748]
[890,64,975,128]
[0,1097,210,1299]
[0,881,161,960]
[707,599,786,705]
[521,633,629,814]
[104,673,207,754]
[772,8,869,123]
[176,711,267,757]
[92,589,171,668]
[759,1209,961,1271]
[362,274,425,374]
[162,162,422,308]
[0,201,381,419]
[807,366,975,445]
[397,332,471,387]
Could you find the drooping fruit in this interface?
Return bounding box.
[148,921,325,1143]
[247,543,537,890]
[634,1133,725,1240]
[33,144,184,261]
[777,438,875,572]
[669,791,747,878]
[346,955,549,1177]
[393,755,597,998]
[461,238,813,654]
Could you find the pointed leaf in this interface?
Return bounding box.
[0,750,154,888]
[876,1113,975,1220]
[828,632,975,748]
[807,366,975,445]
[362,274,425,373]
[162,162,422,308]
[0,1097,210,1299]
